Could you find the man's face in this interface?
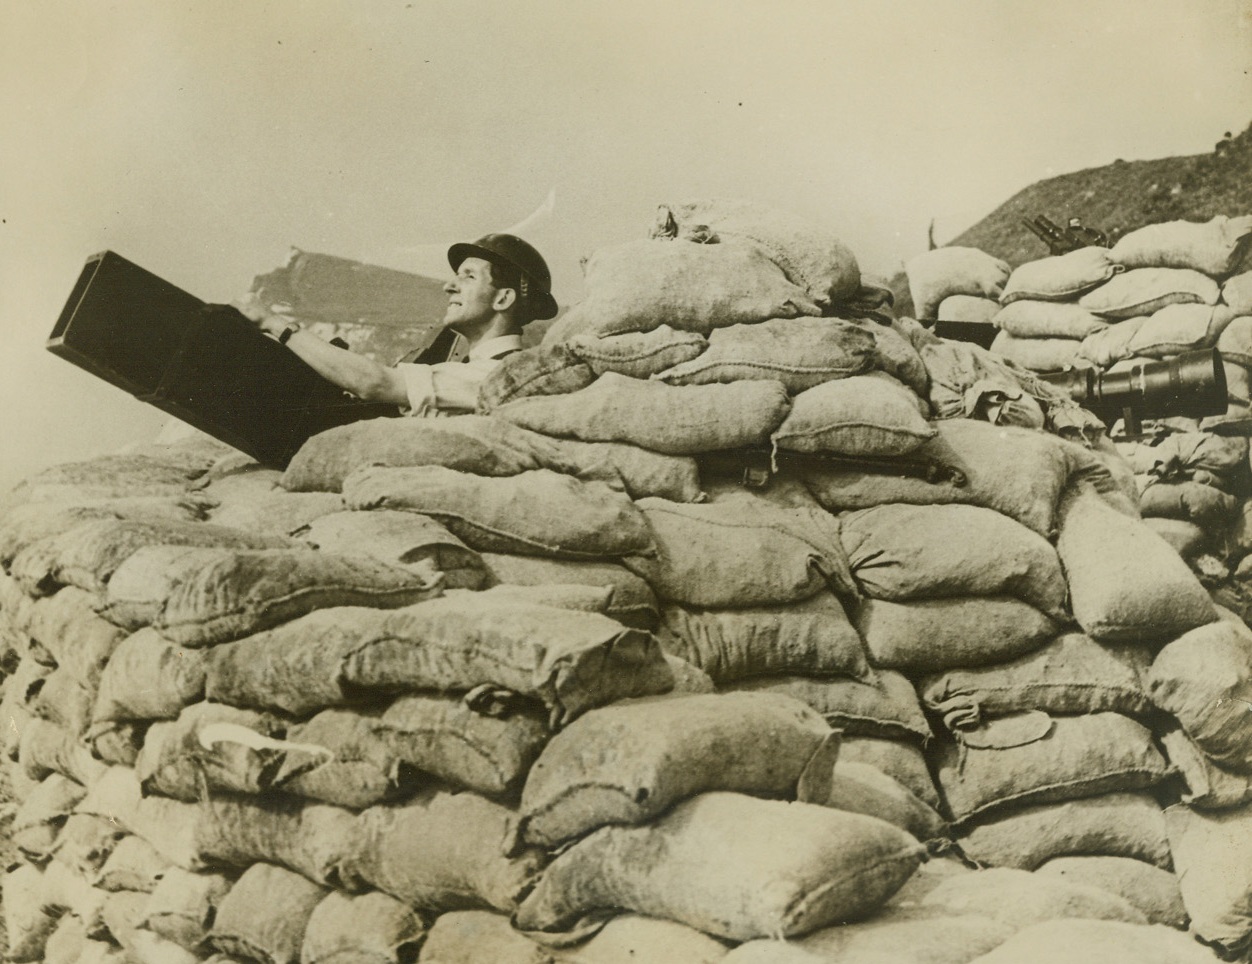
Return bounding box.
[443,257,502,334]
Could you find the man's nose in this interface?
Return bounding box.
[444,278,458,294]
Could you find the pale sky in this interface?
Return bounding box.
[2,0,1250,492]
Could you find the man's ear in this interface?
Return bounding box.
[492,287,517,312]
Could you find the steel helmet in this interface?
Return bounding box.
[447,233,558,321]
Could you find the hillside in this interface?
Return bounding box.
[891,122,1252,315]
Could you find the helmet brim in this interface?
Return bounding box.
[447,241,558,320]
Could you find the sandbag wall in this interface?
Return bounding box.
[0,199,1244,963]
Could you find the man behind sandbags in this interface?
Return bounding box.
[238,233,558,416]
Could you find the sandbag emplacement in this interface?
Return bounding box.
[209,862,328,964]
[205,590,672,726]
[301,890,427,964]
[493,372,792,455]
[969,919,1222,964]
[856,596,1058,675]
[956,792,1172,871]
[1037,856,1187,929]
[624,497,855,609]
[934,712,1169,825]
[338,788,545,914]
[102,545,443,646]
[657,592,870,683]
[1148,618,1252,772]
[840,502,1067,616]
[654,316,875,392]
[1166,803,1252,954]
[342,464,653,560]
[514,792,924,942]
[515,692,838,848]
[1056,487,1217,643]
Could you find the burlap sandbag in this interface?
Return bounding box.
[993,299,1109,339]
[1077,316,1146,367]
[514,792,925,942]
[50,812,127,879]
[1223,269,1252,313]
[933,712,1169,824]
[11,772,86,863]
[1200,357,1252,435]
[210,862,328,964]
[807,759,947,843]
[1056,486,1217,643]
[855,596,1058,675]
[1139,480,1239,529]
[1079,267,1221,320]
[514,692,839,848]
[92,834,168,893]
[1,658,44,760]
[1160,726,1252,810]
[977,919,1222,964]
[1001,246,1124,304]
[340,789,544,914]
[102,545,442,645]
[987,331,1085,373]
[920,633,1153,733]
[937,293,1001,324]
[1166,802,1252,954]
[4,863,61,963]
[301,890,427,964]
[102,890,199,964]
[204,487,346,540]
[144,867,234,951]
[19,717,107,786]
[624,497,855,609]
[205,590,673,726]
[1126,303,1238,358]
[1038,856,1186,928]
[482,552,659,631]
[29,665,95,735]
[299,509,488,590]
[1111,214,1252,276]
[1218,314,1252,367]
[477,342,597,412]
[38,857,109,936]
[955,792,1171,871]
[24,587,126,687]
[342,464,653,560]
[655,316,875,392]
[566,325,707,379]
[1,452,209,511]
[651,198,862,309]
[657,592,869,683]
[771,373,935,458]
[494,372,792,455]
[845,316,930,396]
[722,672,929,745]
[40,912,93,964]
[1149,618,1252,772]
[567,236,823,338]
[92,629,206,724]
[907,247,1010,320]
[840,503,1067,617]
[9,518,294,597]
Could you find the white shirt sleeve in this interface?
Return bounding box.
[396,358,501,416]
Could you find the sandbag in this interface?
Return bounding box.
[144,867,235,950]
[1219,314,1252,367]
[206,488,346,539]
[955,792,1171,871]
[477,342,597,412]
[1149,618,1252,772]
[937,293,1000,324]
[210,862,328,964]
[102,545,442,645]
[483,552,659,631]
[514,792,925,942]
[29,665,95,735]
[809,758,947,842]
[655,316,875,392]
[515,692,839,848]
[907,247,1010,320]
[722,672,930,745]
[12,771,86,863]
[845,316,930,396]
[93,833,169,892]
[206,589,672,726]
[1078,315,1147,366]
[51,812,127,879]
[1110,214,1252,276]
[933,712,1169,824]
[657,592,870,683]
[771,373,935,457]
[919,633,1154,732]
[1126,303,1238,358]
[3,453,208,508]
[988,331,1085,373]
[342,464,652,560]
[568,236,823,337]
[1056,486,1217,643]
[624,497,854,608]
[302,890,427,964]
[299,509,488,590]
[41,914,91,964]
[19,717,107,786]
[992,299,1109,339]
[840,502,1067,617]
[1139,480,1239,530]
[566,325,708,379]
[1201,357,1252,435]
[340,788,545,913]
[1037,856,1186,928]
[9,517,293,597]
[651,198,862,308]
[974,919,1221,964]
[1079,267,1221,319]
[1001,246,1123,304]
[1225,269,1252,313]
[1160,726,1252,810]
[92,629,206,724]
[1166,802,1252,954]
[23,588,126,688]
[4,863,61,963]
[855,596,1058,675]
[493,372,793,455]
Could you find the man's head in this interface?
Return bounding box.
[443,233,557,339]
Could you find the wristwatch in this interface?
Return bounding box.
[277,323,300,345]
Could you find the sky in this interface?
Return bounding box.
[1,0,1250,493]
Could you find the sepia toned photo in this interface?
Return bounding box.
[1,2,1251,961]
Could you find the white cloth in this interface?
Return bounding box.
[397,333,522,416]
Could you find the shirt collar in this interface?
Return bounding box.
[468,333,523,362]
